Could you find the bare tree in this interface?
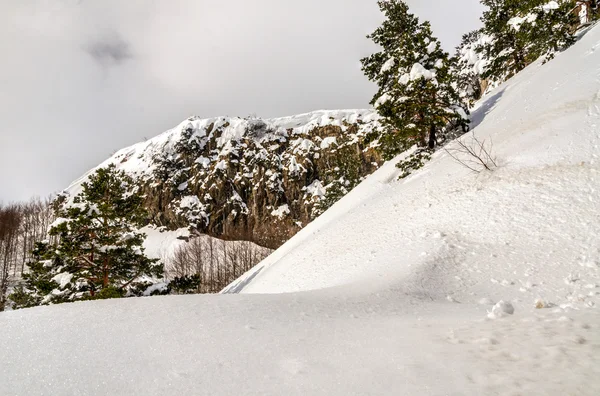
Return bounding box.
[166,234,272,294]
[0,197,54,311]
[17,196,54,275]
[0,204,22,311]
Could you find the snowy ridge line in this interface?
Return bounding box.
[62,107,384,248]
[66,109,379,194]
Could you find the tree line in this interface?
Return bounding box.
[0,198,54,311]
[166,236,272,294]
[3,165,271,310]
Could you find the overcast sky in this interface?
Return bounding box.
[0,0,484,202]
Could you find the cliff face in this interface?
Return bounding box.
[67,110,383,249]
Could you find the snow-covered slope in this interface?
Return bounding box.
[2,25,600,396]
[225,26,600,299]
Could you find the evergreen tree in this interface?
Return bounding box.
[454,30,487,106]
[10,164,162,307]
[9,241,64,309]
[169,274,201,295]
[525,0,578,61]
[479,0,578,81]
[361,0,467,158]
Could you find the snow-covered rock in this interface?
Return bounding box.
[487,300,515,319]
[65,110,384,249]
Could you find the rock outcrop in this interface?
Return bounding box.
[67,110,383,249]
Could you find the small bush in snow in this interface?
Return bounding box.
[445,132,498,173]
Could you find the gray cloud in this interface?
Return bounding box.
[85,34,133,66]
[0,0,484,202]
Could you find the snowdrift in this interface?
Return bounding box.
[2,24,600,396]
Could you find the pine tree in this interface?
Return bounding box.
[525,0,578,61]
[454,30,487,106]
[361,0,467,159]
[10,164,162,307]
[8,241,64,309]
[479,0,578,81]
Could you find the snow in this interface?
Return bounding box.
[51,272,73,289]
[140,226,190,260]
[2,24,600,396]
[426,41,437,53]
[63,109,381,202]
[195,156,211,168]
[142,282,168,296]
[509,1,559,31]
[542,1,560,12]
[270,204,290,219]
[214,160,228,171]
[179,195,201,210]
[287,156,305,175]
[303,179,326,199]
[409,63,434,81]
[319,136,337,150]
[398,64,436,85]
[580,3,589,25]
[508,13,538,31]
[487,300,515,319]
[48,217,69,230]
[458,33,493,78]
[374,93,391,107]
[380,57,396,73]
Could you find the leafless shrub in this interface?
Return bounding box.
[444,132,498,173]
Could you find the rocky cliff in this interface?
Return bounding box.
[66,110,383,249]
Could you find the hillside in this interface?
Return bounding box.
[66,110,382,249]
[1,23,600,396]
[225,24,600,296]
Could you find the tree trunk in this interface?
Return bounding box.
[428,124,436,149]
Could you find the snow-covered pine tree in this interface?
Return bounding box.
[8,241,66,309]
[454,30,488,106]
[361,0,467,159]
[479,0,578,82]
[478,0,527,81]
[10,164,162,307]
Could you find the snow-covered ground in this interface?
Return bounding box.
[2,24,600,396]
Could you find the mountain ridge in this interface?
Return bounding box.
[65,109,384,248]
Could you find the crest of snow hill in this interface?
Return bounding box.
[67,111,384,249]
